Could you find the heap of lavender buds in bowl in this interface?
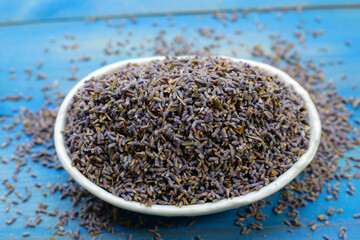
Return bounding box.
[64,56,310,207]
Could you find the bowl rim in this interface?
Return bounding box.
[54,56,321,217]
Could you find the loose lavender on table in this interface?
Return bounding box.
[63,56,310,206]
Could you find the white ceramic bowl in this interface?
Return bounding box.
[54,56,321,217]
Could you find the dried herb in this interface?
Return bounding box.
[64,56,310,206]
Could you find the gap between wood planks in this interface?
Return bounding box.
[0,3,360,27]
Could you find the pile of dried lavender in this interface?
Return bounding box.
[64,56,310,206]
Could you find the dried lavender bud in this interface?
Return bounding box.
[307,220,316,226]
[36,72,47,80]
[64,56,310,206]
[327,207,335,216]
[318,214,328,221]
[6,216,17,225]
[323,234,330,240]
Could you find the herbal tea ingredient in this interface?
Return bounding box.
[64,56,310,206]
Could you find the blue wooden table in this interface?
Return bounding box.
[0,1,360,239]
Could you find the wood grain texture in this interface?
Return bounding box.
[0,1,359,239]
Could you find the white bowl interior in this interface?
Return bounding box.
[54,56,321,217]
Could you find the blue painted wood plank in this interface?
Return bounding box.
[1,8,359,116]
[0,3,360,240]
[0,0,360,24]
